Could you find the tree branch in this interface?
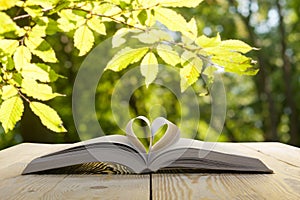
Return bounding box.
[13,7,53,21]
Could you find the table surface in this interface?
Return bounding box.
[0,142,299,200]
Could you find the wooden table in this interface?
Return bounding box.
[0,142,299,199]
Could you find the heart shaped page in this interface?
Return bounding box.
[125,116,180,154]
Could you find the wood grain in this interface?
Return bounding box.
[152,173,300,200]
[152,143,300,200]
[1,142,300,199]
[0,174,149,200]
[0,143,149,200]
[243,142,300,167]
[0,143,70,181]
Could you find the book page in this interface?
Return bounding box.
[63,135,134,151]
[125,116,150,154]
[125,116,181,158]
[149,138,272,173]
[150,117,180,153]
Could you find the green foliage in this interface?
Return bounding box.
[29,101,66,132]
[180,51,203,92]
[106,31,257,91]
[0,96,24,133]
[158,0,204,8]
[0,0,258,134]
[13,45,32,71]
[140,52,158,87]
[21,79,63,101]
[105,47,149,71]
[156,44,181,66]
[25,37,58,63]
[0,0,18,10]
[74,25,95,56]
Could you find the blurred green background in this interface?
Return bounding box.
[1,0,300,149]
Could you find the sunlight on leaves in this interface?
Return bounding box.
[30,101,67,132]
[0,96,24,133]
[13,45,32,72]
[74,25,95,56]
[21,79,63,101]
[140,52,158,87]
[156,44,180,66]
[105,47,149,71]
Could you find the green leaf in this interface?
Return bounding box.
[36,63,59,82]
[180,63,201,92]
[25,36,57,63]
[87,16,106,35]
[0,39,19,56]
[133,29,173,44]
[13,45,32,71]
[108,0,121,5]
[0,0,18,10]
[0,12,18,34]
[105,47,149,71]
[74,25,95,56]
[220,40,254,54]
[195,33,221,48]
[28,23,47,38]
[48,1,70,15]
[21,63,57,82]
[145,9,156,26]
[0,96,24,133]
[112,28,138,48]
[137,9,147,25]
[1,85,18,100]
[10,73,22,86]
[112,28,127,48]
[180,51,203,92]
[203,65,217,80]
[57,9,84,32]
[93,3,122,18]
[32,17,57,35]
[202,65,217,90]
[45,18,58,35]
[154,7,193,38]
[2,56,15,70]
[187,17,198,39]
[137,0,158,7]
[127,10,144,26]
[121,0,131,4]
[21,79,63,101]
[211,53,255,74]
[140,52,158,87]
[156,44,180,66]
[25,0,57,9]
[29,101,67,132]
[24,6,43,18]
[181,50,203,71]
[159,0,203,8]
[57,17,76,32]
[154,7,184,27]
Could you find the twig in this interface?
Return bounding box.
[17,89,31,103]
[13,7,53,21]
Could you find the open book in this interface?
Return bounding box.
[22,116,272,174]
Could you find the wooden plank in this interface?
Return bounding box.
[1,142,300,199]
[0,143,149,200]
[0,143,70,181]
[0,174,149,200]
[242,142,300,167]
[152,173,300,200]
[152,143,300,199]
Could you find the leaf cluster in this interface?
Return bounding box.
[0,0,258,133]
